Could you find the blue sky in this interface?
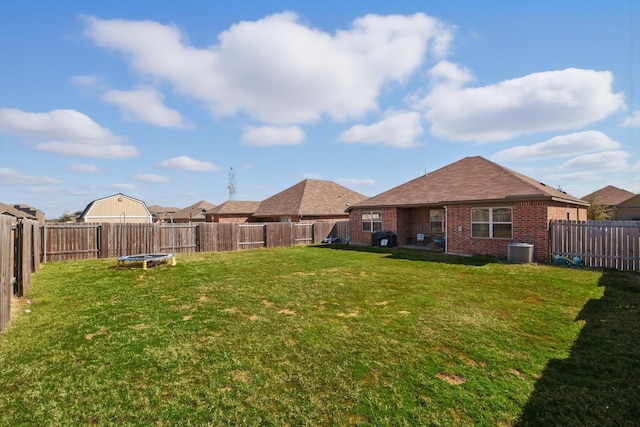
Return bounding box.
[1,0,638,218]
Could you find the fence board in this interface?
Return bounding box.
[266,223,293,248]
[294,223,313,245]
[43,223,100,261]
[1,216,41,332]
[550,220,640,271]
[239,224,266,250]
[0,216,15,333]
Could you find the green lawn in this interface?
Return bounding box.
[1,245,638,426]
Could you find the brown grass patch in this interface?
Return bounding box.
[509,368,525,379]
[182,315,193,321]
[458,353,487,367]
[277,308,296,315]
[337,310,360,318]
[130,323,150,330]
[248,314,260,321]
[231,370,252,383]
[85,328,109,340]
[436,372,467,385]
[261,300,274,307]
[374,301,390,306]
[397,310,411,315]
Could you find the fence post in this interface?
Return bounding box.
[14,220,23,296]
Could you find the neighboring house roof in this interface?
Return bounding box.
[582,185,635,206]
[11,204,45,221]
[350,156,588,209]
[253,179,368,218]
[147,205,180,214]
[617,194,640,208]
[172,200,216,221]
[206,201,261,215]
[614,194,640,220]
[0,202,38,220]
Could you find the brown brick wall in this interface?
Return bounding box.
[350,201,586,262]
[349,208,398,244]
[215,216,252,223]
[446,202,547,261]
[442,201,586,262]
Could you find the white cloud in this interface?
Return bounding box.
[339,111,423,147]
[421,64,625,142]
[0,167,63,185]
[159,155,218,171]
[83,13,454,124]
[0,108,138,159]
[36,141,138,159]
[132,173,170,183]
[103,87,191,128]
[337,177,376,186]
[558,150,631,172]
[622,109,640,126]
[0,108,123,143]
[68,164,101,173]
[70,74,108,88]
[546,150,633,182]
[492,131,621,162]
[241,125,305,146]
[428,60,474,88]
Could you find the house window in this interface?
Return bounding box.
[362,211,382,232]
[471,207,512,238]
[429,209,444,233]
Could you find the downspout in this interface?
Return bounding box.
[443,205,448,254]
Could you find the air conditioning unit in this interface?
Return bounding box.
[508,243,534,264]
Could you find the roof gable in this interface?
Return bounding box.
[253,179,367,217]
[582,185,635,206]
[173,200,216,220]
[351,156,587,209]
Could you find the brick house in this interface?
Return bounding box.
[347,156,589,262]
[252,179,367,223]
[205,201,261,223]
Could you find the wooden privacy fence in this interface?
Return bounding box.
[550,220,640,272]
[1,216,40,333]
[41,221,349,262]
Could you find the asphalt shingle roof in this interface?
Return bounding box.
[206,201,261,215]
[582,185,635,206]
[351,156,588,209]
[253,179,367,217]
[172,200,216,220]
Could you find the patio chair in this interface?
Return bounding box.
[432,236,445,248]
[416,233,426,245]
